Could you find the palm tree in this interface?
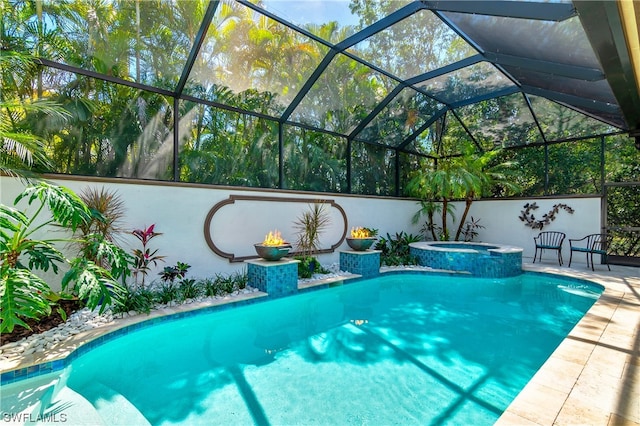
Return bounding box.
[0,52,69,178]
[408,144,521,241]
[409,165,469,240]
[451,146,521,240]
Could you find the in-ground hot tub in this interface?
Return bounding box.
[409,241,523,278]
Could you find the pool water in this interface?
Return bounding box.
[3,272,602,425]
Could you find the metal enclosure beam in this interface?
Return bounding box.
[175,1,219,96]
[521,85,622,114]
[574,0,640,132]
[483,52,605,81]
[421,0,577,21]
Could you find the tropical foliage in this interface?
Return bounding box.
[292,203,332,278]
[407,144,521,241]
[2,0,630,198]
[113,269,250,316]
[71,187,131,279]
[604,136,640,258]
[1,0,638,259]
[374,232,421,266]
[0,182,125,333]
[0,51,69,179]
[131,224,165,287]
[293,203,331,258]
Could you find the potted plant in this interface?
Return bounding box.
[346,227,378,251]
[254,230,292,261]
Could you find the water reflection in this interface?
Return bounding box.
[52,273,600,425]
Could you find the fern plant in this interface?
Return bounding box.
[0,182,125,333]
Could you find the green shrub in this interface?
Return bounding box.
[231,270,248,290]
[113,284,155,315]
[202,278,222,297]
[155,281,179,304]
[215,274,235,294]
[113,269,247,314]
[295,256,328,279]
[374,231,421,266]
[179,278,201,300]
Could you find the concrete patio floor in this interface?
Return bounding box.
[497,259,640,426]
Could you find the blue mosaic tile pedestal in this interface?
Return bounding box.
[409,242,523,278]
[340,250,381,278]
[247,258,300,298]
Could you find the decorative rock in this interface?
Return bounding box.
[0,273,351,366]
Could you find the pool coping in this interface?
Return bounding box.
[1,263,638,425]
[409,240,523,255]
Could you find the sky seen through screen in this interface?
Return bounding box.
[262,0,361,28]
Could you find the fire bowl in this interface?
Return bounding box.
[346,237,376,251]
[254,243,292,261]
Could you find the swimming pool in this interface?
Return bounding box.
[1,272,602,425]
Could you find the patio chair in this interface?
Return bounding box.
[568,233,611,271]
[533,231,566,265]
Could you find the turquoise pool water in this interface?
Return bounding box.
[3,272,602,425]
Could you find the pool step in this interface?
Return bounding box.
[0,372,60,426]
[80,381,151,426]
[34,386,107,426]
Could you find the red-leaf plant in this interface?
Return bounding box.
[131,224,165,287]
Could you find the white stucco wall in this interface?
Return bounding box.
[456,198,602,263]
[0,176,602,289]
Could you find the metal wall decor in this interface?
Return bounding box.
[203,195,348,262]
[519,202,575,230]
